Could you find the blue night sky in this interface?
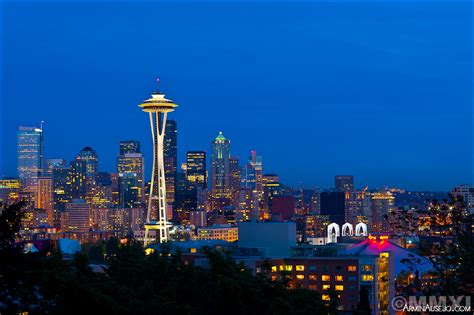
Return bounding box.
[1,1,472,191]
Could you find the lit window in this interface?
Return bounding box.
[348,265,357,272]
[362,274,374,281]
[335,275,343,281]
[322,284,331,290]
[279,265,285,271]
[296,265,305,271]
[271,266,277,272]
[322,294,330,301]
[308,284,317,290]
[285,265,293,271]
[363,265,372,271]
[309,274,317,281]
[296,275,304,280]
[271,275,278,281]
[335,285,344,291]
[190,248,197,253]
[321,275,330,281]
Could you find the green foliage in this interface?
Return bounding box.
[0,202,333,314]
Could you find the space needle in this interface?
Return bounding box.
[139,79,178,246]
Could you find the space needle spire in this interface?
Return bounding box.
[138,79,178,246]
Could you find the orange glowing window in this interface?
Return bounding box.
[309,274,317,281]
[362,275,374,281]
[296,275,304,280]
[335,275,343,281]
[321,275,330,281]
[322,285,331,291]
[335,285,344,291]
[322,294,330,301]
[348,265,357,272]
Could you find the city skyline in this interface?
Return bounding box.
[1,1,472,191]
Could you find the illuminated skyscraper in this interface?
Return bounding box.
[51,165,69,226]
[68,159,87,199]
[36,177,53,225]
[17,125,43,190]
[117,141,144,203]
[164,120,178,204]
[118,172,140,208]
[186,151,207,189]
[229,156,241,205]
[210,132,231,197]
[138,83,177,245]
[371,190,395,232]
[77,147,99,183]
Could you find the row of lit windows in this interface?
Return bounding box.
[271,265,357,272]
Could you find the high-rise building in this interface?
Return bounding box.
[229,156,241,205]
[210,132,231,198]
[174,172,197,226]
[62,199,91,233]
[185,151,207,189]
[17,126,43,190]
[119,140,141,155]
[118,172,140,208]
[45,159,66,176]
[370,191,395,232]
[68,159,87,199]
[51,165,69,226]
[242,151,263,195]
[76,147,99,183]
[117,141,144,203]
[335,175,354,191]
[262,174,284,216]
[164,120,178,204]
[138,84,177,245]
[237,188,259,222]
[345,190,371,225]
[310,190,321,214]
[36,177,53,225]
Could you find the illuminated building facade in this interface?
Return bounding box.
[51,165,69,226]
[117,141,144,203]
[63,199,91,233]
[36,177,53,225]
[345,190,371,225]
[76,147,99,184]
[195,224,238,242]
[164,120,178,204]
[370,191,395,232]
[118,172,140,208]
[138,84,177,245]
[237,188,259,222]
[17,126,43,190]
[185,151,207,189]
[229,156,241,206]
[0,178,20,205]
[210,132,231,198]
[68,159,87,199]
